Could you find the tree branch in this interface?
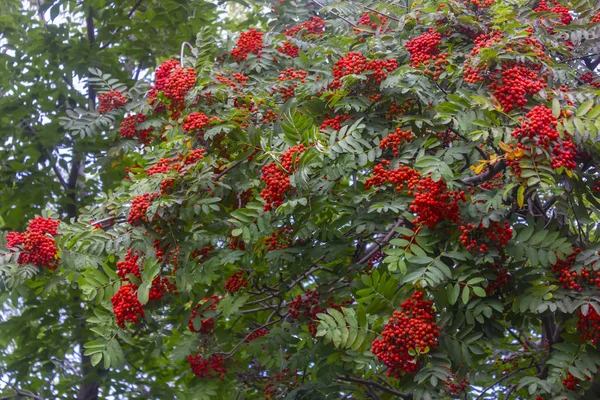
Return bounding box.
[310,0,357,27]
[459,160,507,186]
[337,376,412,399]
[357,217,405,265]
[99,0,145,50]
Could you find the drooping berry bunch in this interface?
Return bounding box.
[128,193,160,225]
[245,328,268,342]
[260,145,306,211]
[188,353,227,380]
[386,101,413,120]
[182,112,209,134]
[458,221,513,252]
[484,263,511,295]
[409,178,466,228]
[578,306,600,345]
[145,149,205,183]
[534,0,573,25]
[355,12,389,32]
[215,73,249,90]
[191,245,214,262]
[264,368,300,399]
[549,248,600,291]
[379,128,414,157]
[487,63,547,112]
[232,29,264,62]
[117,249,141,280]
[562,372,579,391]
[150,59,196,111]
[510,105,577,170]
[469,0,495,7]
[329,52,398,90]
[119,113,153,144]
[581,72,600,88]
[272,68,308,100]
[189,295,221,334]
[265,226,293,251]
[320,114,353,131]
[288,290,353,337]
[225,271,248,294]
[111,283,145,328]
[153,239,180,266]
[365,160,422,192]
[98,90,127,114]
[593,12,600,23]
[405,28,448,79]
[6,216,61,270]
[372,291,440,377]
[278,17,326,57]
[443,367,469,396]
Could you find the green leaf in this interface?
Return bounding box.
[449,283,461,305]
[577,99,594,117]
[462,286,470,305]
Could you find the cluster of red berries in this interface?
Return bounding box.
[189,295,221,334]
[182,112,209,134]
[191,245,214,261]
[551,248,600,292]
[188,353,227,380]
[578,305,600,345]
[260,145,306,211]
[288,290,352,337]
[365,161,422,192]
[229,232,246,251]
[405,29,448,79]
[329,52,398,90]
[458,221,513,252]
[264,368,300,399]
[225,271,248,294]
[443,367,469,396]
[98,90,127,113]
[468,0,494,7]
[111,283,145,327]
[581,72,600,88]
[150,59,196,110]
[372,291,440,377]
[117,249,141,280]
[593,12,600,23]
[265,226,293,251]
[484,263,511,295]
[563,372,579,391]
[410,178,466,228]
[245,328,268,342]
[320,114,353,131]
[277,41,299,57]
[488,63,547,112]
[511,105,577,170]
[232,29,264,62]
[153,239,180,266]
[6,216,61,270]
[119,113,153,144]
[278,17,326,57]
[386,102,413,120]
[534,0,572,25]
[277,68,307,82]
[215,73,249,90]
[128,193,160,225]
[379,128,414,157]
[262,109,278,124]
[146,149,205,177]
[355,12,389,32]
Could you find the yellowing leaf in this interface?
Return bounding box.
[517,185,525,208]
[473,163,486,175]
[498,141,512,153]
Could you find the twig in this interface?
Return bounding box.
[459,160,507,186]
[99,0,145,50]
[310,0,357,27]
[346,0,403,19]
[357,217,405,265]
[475,364,540,400]
[337,376,411,399]
[448,127,488,160]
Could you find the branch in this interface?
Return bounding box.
[99,0,144,50]
[310,0,357,27]
[345,0,403,19]
[447,127,488,160]
[357,217,405,265]
[337,376,412,399]
[459,160,507,186]
[475,363,540,400]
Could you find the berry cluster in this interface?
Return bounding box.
[98,90,127,114]
[6,216,61,270]
[245,328,268,342]
[365,161,422,192]
[484,263,511,295]
[264,368,300,399]
[225,271,248,294]
[372,291,440,377]
[119,113,153,144]
[150,59,196,110]
[355,12,389,32]
[232,29,264,62]
[562,372,579,391]
[443,367,469,396]
[379,128,414,157]
[111,283,145,328]
[128,193,160,225]
[410,178,466,228]
[288,290,352,337]
[215,73,249,90]
[578,306,600,345]
[329,52,398,90]
[191,245,214,261]
[488,63,547,112]
[272,69,307,100]
[550,248,600,292]
[182,112,209,134]
[593,12,600,23]
[405,29,448,79]
[145,149,205,181]
[581,72,600,88]
[469,0,494,7]
[511,105,577,170]
[260,145,306,211]
[265,226,293,251]
[188,353,227,380]
[534,0,572,25]
[278,17,326,57]
[117,249,141,280]
[386,102,413,120]
[458,221,513,252]
[320,114,353,131]
[189,295,221,334]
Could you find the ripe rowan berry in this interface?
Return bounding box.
[225,271,248,294]
[98,90,127,114]
[6,217,61,270]
[232,29,264,62]
[188,295,221,334]
[260,145,306,211]
[111,283,145,328]
[188,353,227,380]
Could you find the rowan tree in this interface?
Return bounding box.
[2,0,600,399]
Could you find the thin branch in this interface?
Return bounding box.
[459,160,507,186]
[357,217,405,265]
[337,376,411,399]
[99,0,145,50]
[346,0,403,19]
[310,0,357,27]
[448,127,488,160]
[475,363,540,400]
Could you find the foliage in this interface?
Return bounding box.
[3,0,600,399]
